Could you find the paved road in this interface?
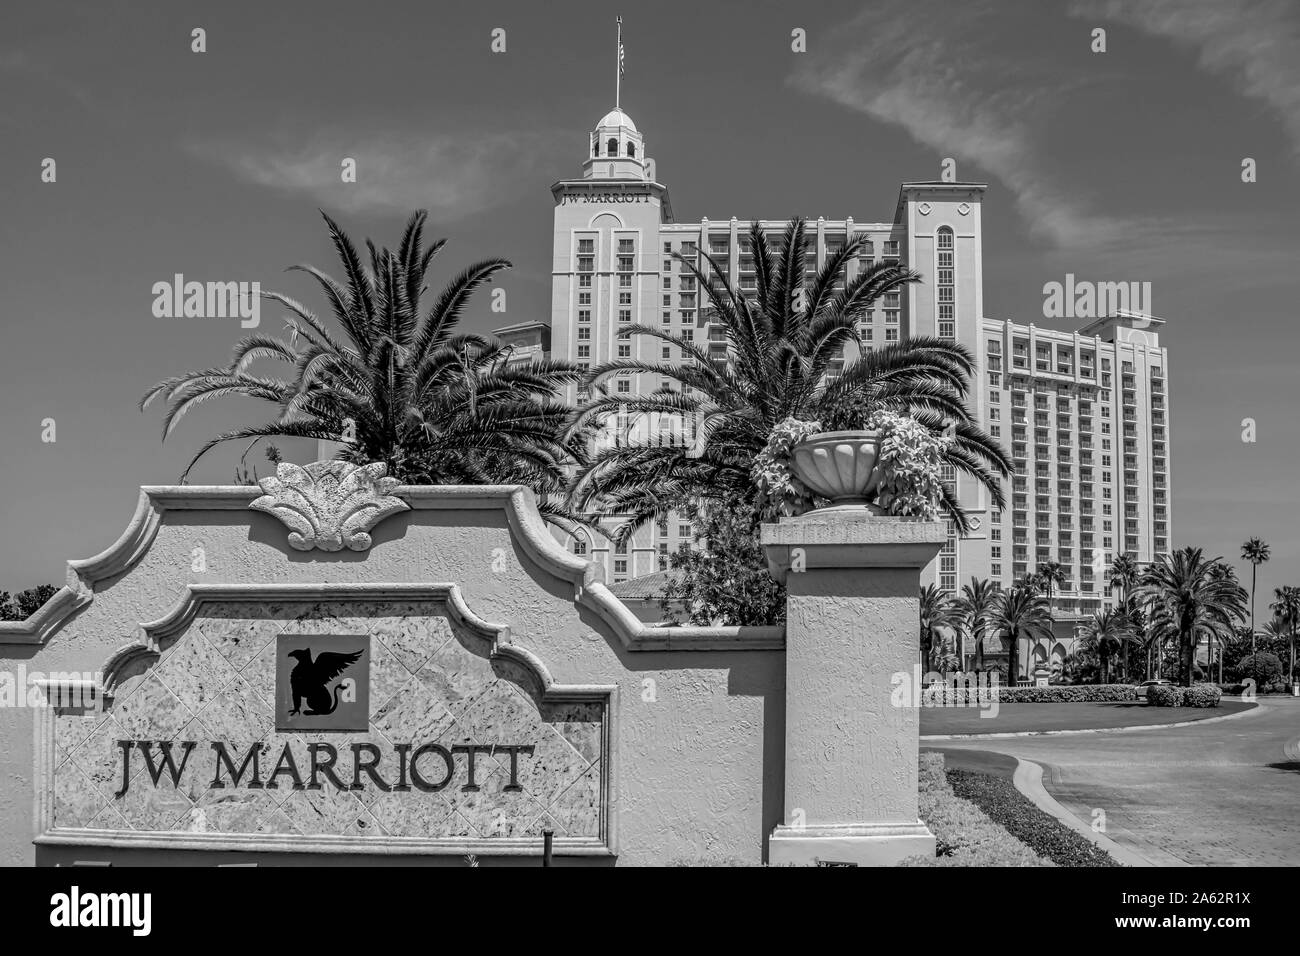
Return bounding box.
[934,698,1300,866]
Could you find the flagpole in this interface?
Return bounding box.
[615,17,622,109]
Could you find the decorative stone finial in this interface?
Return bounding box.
[250,461,410,552]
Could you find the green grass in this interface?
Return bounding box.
[946,768,1120,867]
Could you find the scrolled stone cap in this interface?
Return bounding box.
[762,509,945,580]
[249,460,411,552]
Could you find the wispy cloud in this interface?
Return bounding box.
[790,1,1141,249]
[186,128,571,219]
[1070,0,1300,154]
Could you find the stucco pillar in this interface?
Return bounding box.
[762,509,945,866]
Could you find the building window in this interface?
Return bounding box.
[578,309,591,324]
[578,238,594,254]
[573,539,588,556]
[607,138,618,156]
[627,141,636,158]
[577,327,590,340]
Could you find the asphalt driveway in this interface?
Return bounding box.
[931,698,1300,866]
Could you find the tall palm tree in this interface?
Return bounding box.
[986,586,1055,685]
[919,584,963,672]
[956,577,998,671]
[1036,561,1066,611]
[1079,608,1137,684]
[1207,563,1240,682]
[1139,548,1248,687]
[567,218,1011,539]
[1109,553,1140,613]
[1241,537,1270,657]
[1034,560,1066,668]
[141,211,587,523]
[1269,586,1300,684]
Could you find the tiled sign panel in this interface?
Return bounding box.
[49,601,604,843]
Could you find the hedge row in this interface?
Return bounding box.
[920,683,1137,706]
[946,768,1121,867]
[1148,683,1222,708]
[899,754,1052,867]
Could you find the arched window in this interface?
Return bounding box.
[627,140,636,158]
[607,138,618,156]
[592,134,599,157]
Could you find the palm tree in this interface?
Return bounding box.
[1036,561,1066,611]
[1269,586,1300,684]
[1079,609,1137,684]
[1241,538,1270,657]
[567,218,1011,539]
[956,577,998,671]
[1207,563,1240,682]
[986,587,1055,685]
[141,211,587,523]
[1139,548,1248,687]
[1033,561,1066,669]
[1015,572,1041,594]
[1109,553,1140,613]
[919,584,963,672]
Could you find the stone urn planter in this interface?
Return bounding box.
[789,430,885,510]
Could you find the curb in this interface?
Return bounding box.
[922,700,1261,740]
[1010,758,1175,868]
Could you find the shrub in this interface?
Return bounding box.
[1180,684,1221,708]
[946,769,1120,867]
[1147,684,1180,707]
[901,754,1052,867]
[919,682,1137,705]
[1232,652,1283,687]
[1216,683,1246,696]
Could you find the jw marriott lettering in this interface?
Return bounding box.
[560,190,651,205]
[112,739,536,799]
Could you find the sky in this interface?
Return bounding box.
[1,0,1297,606]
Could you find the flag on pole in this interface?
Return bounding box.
[618,18,625,75]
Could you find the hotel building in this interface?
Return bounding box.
[548,104,1171,664]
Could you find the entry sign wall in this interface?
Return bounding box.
[39,597,609,854]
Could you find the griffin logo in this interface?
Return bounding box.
[276,634,370,731]
[287,648,362,716]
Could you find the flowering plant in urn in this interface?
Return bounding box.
[754,410,950,518]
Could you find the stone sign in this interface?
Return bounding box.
[39,593,608,853]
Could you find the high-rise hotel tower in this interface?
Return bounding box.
[549,104,1171,660]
